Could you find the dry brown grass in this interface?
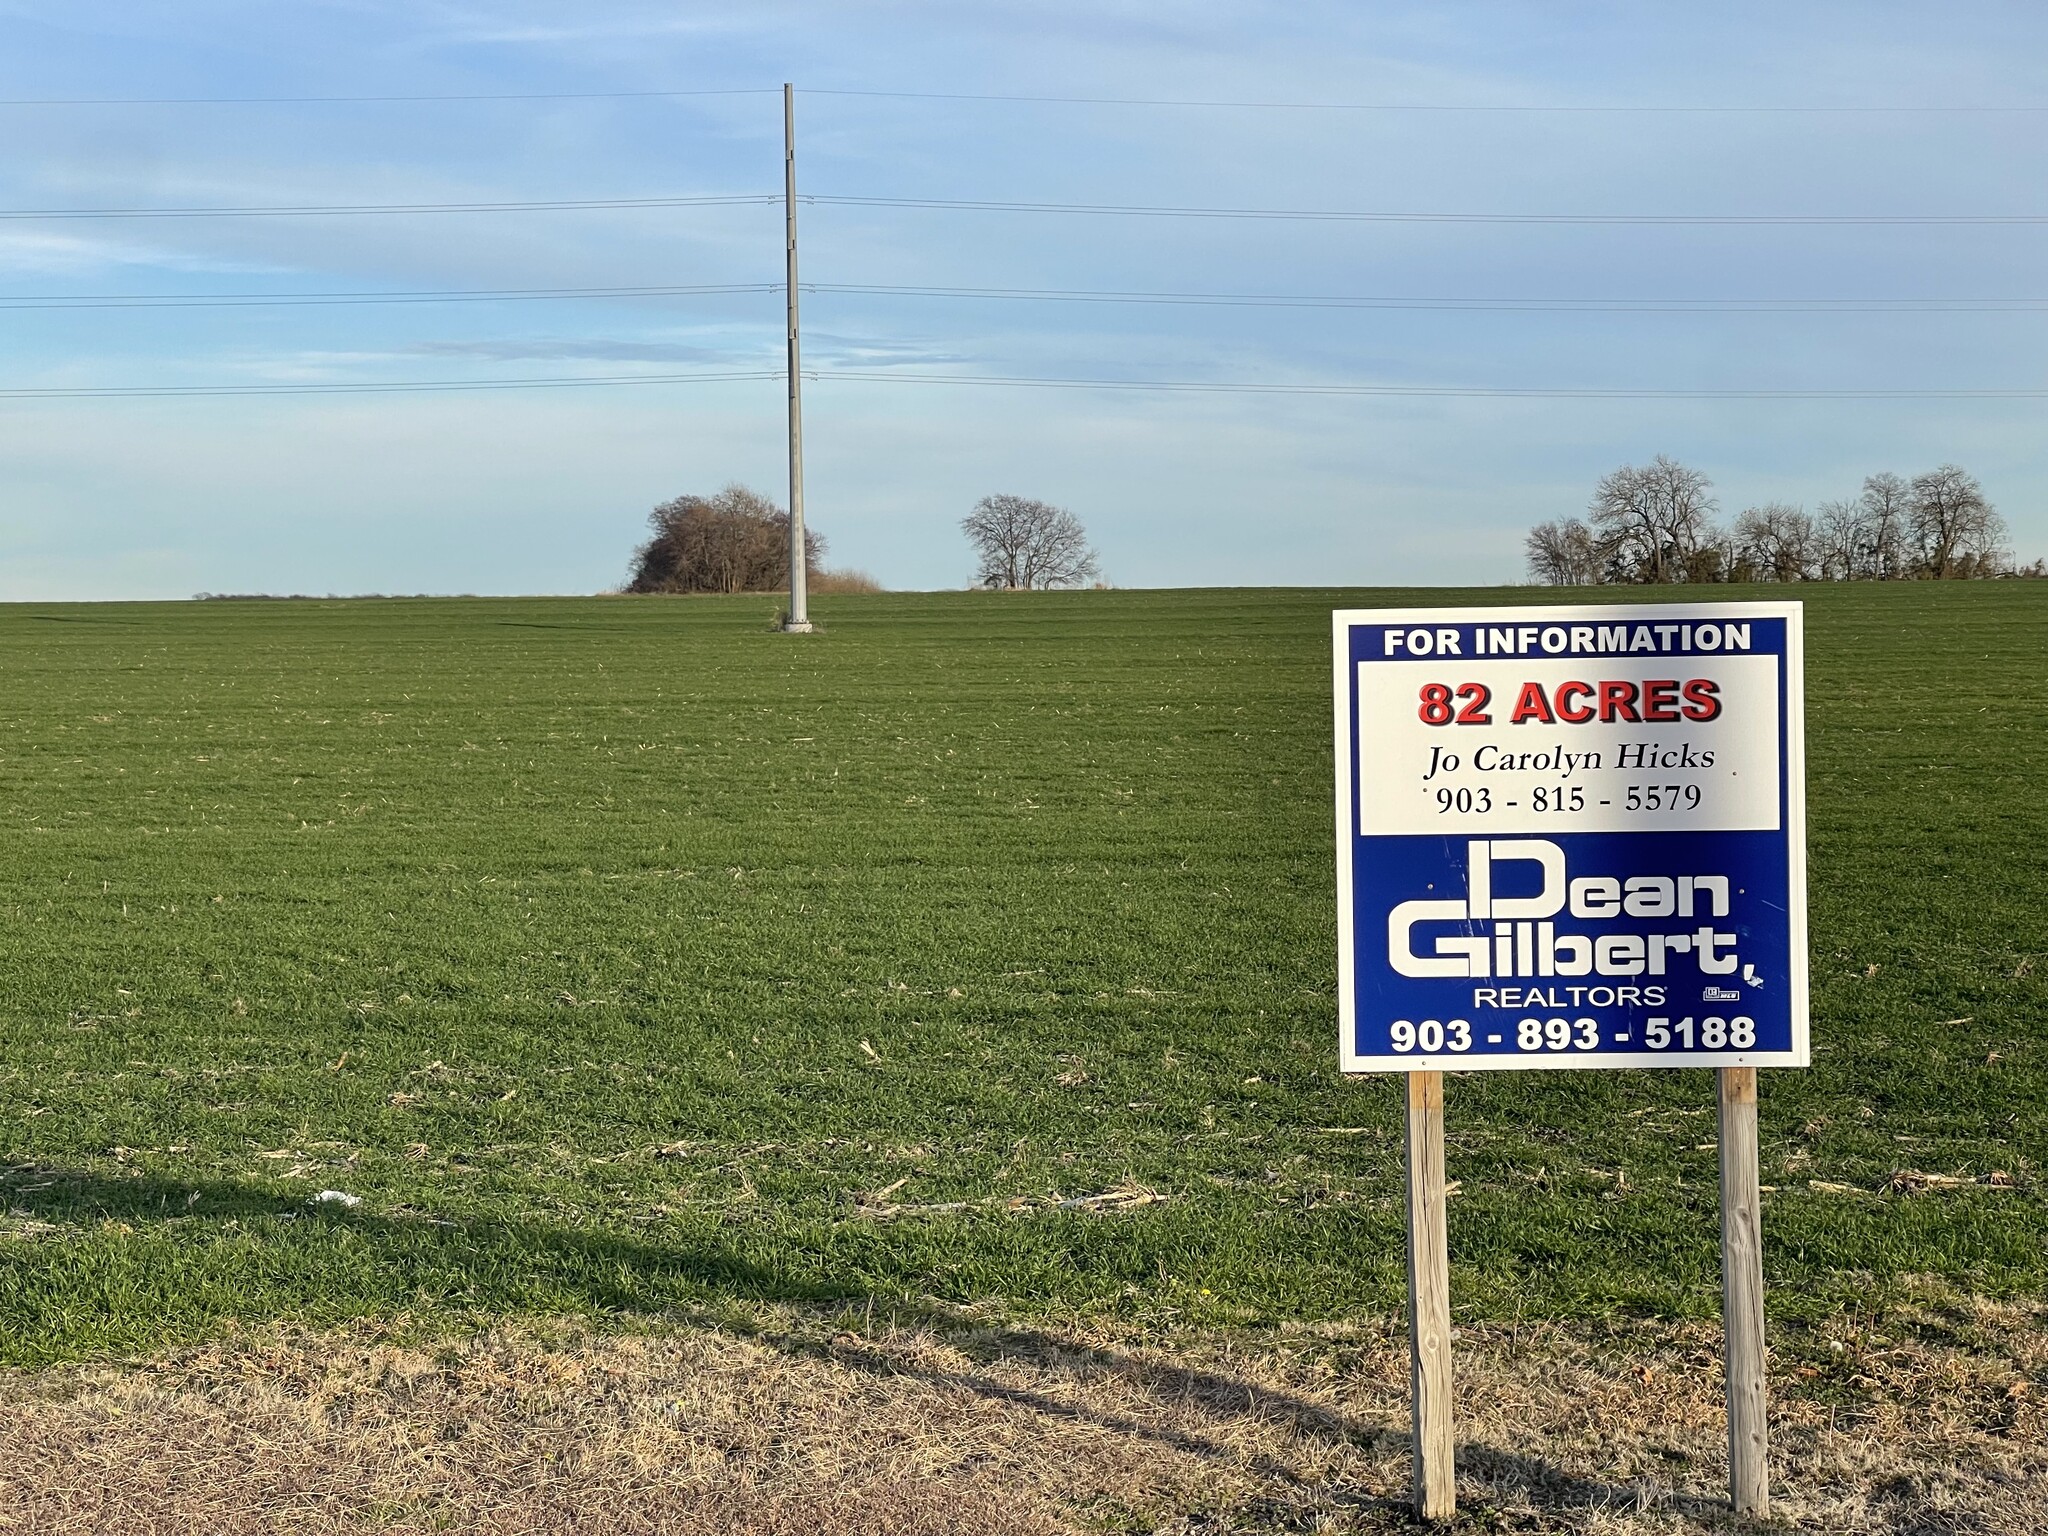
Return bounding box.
[0,1298,2040,1534]
[809,568,885,594]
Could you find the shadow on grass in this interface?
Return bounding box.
[1,1162,1733,1525]
[794,1302,1734,1527]
[775,1314,1399,1496]
[0,1163,814,1343]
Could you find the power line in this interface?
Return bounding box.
[0,84,2041,112]
[0,194,776,220]
[0,88,778,106]
[0,283,778,310]
[5,192,2037,227]
[810,194,2048,225]
[811,283,2048,313]
[7,281,2039,313]
[5,85,2043,112]
[814,370,2048,399]
[11,192,2041,227]
[0,370,780,399]
[800,88,2048,114]
[4,368,2043,400]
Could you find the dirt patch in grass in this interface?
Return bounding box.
[0,1298,2040,1534]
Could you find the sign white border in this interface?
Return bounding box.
[1334,600,1809,1073]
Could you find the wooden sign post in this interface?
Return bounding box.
[1404,1069,1456,1521]
[1397,1066,1774,1522]
[1718,1065,1770,1517]
[1334,602,1808,1522]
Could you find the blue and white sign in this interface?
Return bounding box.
[1335,602,1807,1073]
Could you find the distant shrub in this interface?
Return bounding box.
[810,568,884,594]
[625,484,823,595]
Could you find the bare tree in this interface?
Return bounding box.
[1587,456,1719,583]
[1908,464,2008,578]
[1813,500,1863,580]
[962,494,1100,590]
[1524,517,1603,585]
[626,483,822,594]
[1732,503,1821,582]
[1587,464,1663,583]
[1856,472,1913,580]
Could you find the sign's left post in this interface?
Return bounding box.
[1404,1068,1456,1521]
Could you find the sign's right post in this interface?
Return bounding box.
[1719,1064,1769,1516]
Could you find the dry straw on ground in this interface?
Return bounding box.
[0,1298,2040,1534]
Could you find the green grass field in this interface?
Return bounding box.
[0,585,2041,1370]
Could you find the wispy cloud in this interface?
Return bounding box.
[0,229,296,277]
[409,337,761,363]
[804,332,975,367]
[415,2,761,47]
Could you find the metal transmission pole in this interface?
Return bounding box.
[780,83,814,633]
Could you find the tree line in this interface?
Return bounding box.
[1525,458,2033,585]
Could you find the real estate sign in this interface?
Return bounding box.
[1335,601,1807,1072]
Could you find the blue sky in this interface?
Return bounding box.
[2,0,2043,597]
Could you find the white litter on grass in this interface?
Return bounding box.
[311,1190,363,1208]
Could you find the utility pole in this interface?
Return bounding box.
[780,82,813,633]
